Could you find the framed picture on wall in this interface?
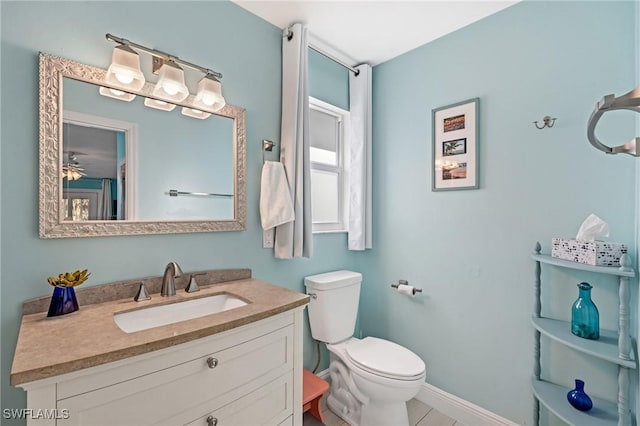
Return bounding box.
[432,98,479,191]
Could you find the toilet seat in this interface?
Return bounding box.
[344,337,425,381]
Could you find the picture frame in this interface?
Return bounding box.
[432,98,479,191]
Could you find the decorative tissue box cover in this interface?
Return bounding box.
[551,238,627,266]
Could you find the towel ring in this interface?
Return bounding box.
[587,86,640,157]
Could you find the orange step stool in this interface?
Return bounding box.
[303,369,330,423]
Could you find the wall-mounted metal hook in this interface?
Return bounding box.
[533,116,556,129]
[262,139,276,163]
[263,140,274,152]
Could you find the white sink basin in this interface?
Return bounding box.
[114,294,248,333]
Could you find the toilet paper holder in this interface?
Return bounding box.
[391,280,423,295]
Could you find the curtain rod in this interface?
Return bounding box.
[285,29,360,76]
[309,44,360,76]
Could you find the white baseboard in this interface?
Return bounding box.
[416,382,518,426]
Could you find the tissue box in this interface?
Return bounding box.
[551,238,627,266]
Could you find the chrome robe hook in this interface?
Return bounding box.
[533,116,556,129]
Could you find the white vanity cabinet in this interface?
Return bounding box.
[531,243,636,426]
[19,309,304,426]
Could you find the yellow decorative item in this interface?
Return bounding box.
[47,269,90,288]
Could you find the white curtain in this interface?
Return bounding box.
[100,178,113,220]
[348,64,373,250]
[275,23,313,259]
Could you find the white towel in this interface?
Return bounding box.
[260,161,295,230]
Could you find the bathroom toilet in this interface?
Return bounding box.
[305,271,426,426]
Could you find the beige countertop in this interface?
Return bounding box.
[11,278,309,386]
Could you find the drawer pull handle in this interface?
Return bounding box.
[206,357,218,369]
[206,416,218,426]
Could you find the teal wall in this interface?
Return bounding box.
[2,1,638,425]
[65,178,117,201]
[309,49,350,110]
[366,1,637,424]
[66,178,104,191]
[0,1,362,421]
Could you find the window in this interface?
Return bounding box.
[309,97,350,233]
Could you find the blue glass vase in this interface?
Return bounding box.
[567,379,593,411]
[571,282,599,340]
[47,286,79,317]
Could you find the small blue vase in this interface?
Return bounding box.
[47,286,79,317]
[571,282,599,340]
[567,379,593,411]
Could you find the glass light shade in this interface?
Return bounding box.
[62,164,85,181]
[152,61,189,102]
[144,97,176,111]
[67,170,82,181]
[194,75,226,112]
[99,86,136,102]
[181,107,211,120]
[105,45,145,91]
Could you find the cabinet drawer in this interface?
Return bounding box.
[58,325,293,426]
[181,374,292,426]
[58,313,294,400]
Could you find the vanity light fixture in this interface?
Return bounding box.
[181,107,211,120]
[144,98,177,111]
[98,86,136,102]
[193,74,226,111]
[152,60,189,103]
[104,45,145,92]
[102,33,225,117]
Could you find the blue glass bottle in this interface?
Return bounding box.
[571,282,599,340]
[567,379,593,411]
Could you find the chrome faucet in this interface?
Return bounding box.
[161,261,183,297]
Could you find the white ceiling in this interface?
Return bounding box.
[231,1,519,66]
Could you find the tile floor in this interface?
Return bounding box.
[303,395,461,426]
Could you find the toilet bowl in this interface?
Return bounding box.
[304,271,426,426]
[327,337,425,425]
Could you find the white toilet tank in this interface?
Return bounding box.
[304,270,362,344]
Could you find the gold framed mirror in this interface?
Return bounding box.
[39,53,246,238]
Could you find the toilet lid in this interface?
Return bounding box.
[345,337,425,379]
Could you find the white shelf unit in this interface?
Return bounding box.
[532,243,636,426]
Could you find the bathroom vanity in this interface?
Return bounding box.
[11,270,308,425]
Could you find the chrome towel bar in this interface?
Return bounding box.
[168,189,233,197]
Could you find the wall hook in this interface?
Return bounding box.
[533,116,556,129]
[262,139,276,163]
[263,140,275,152]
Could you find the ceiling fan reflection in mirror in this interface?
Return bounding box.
[62,152,87,181]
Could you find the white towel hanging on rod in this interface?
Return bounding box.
[260,161,295,230]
